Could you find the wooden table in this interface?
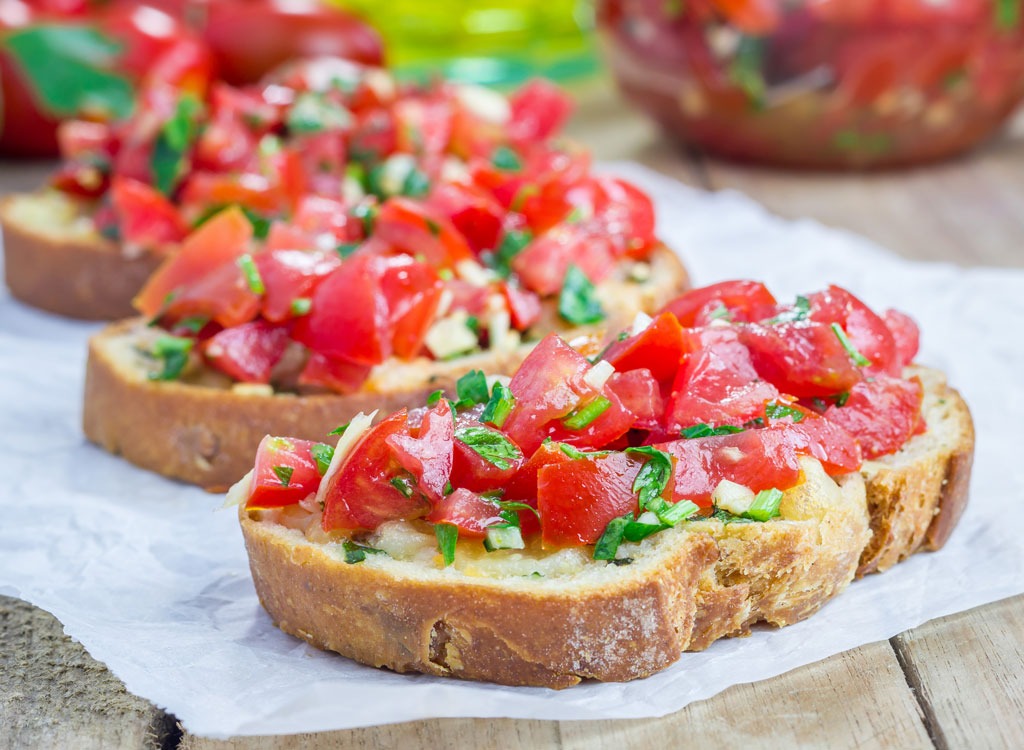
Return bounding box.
[3,84,1022,750]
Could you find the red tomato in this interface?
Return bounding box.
[349,107,397,162]
[824,375,924,459]
[297,351,372,394]
[507,78,574,144]
[808,285,898,376]
[381,256,444,359]
[426,489,505,538]
[294,195,360,243]
[292,254,391,365]
[501,281,543,331]
[159,258,263,328]
[537,451,641,547]
[201,0,384,86]
[740,321,863,398]
[373,198,473,269]
[247,435,323,509]
[254,247,341,323]
[135,206,253,318]
[605,311,687,386]
[661,280,778,328]
[385,400,455,502]
[203,319,290,383]
[512,223,616,296]
[502,441,573,537]
[450,424,525,494]
[658,429,805,507]
[321,410,430,532]
[110,177,188,248]
[591,176,657,256]
[426,182,504,255]
[606,369,664,428]
[782,415,861,475]
[180,172,284,217]
[708,0,781,33]
[394,95,453,160]
[883,309,920,369]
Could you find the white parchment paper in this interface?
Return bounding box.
[1,163,1021,738]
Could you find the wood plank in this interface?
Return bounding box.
[0,595,176,750]
[892,594,1024,749]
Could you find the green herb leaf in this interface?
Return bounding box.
[765,295,810,325]
[481,382,515,428]
[764,401,805,423]
[152,94,202,195]
[311,444,334,475]
[488,229,533,278]
[287,92,352,134]
[6,26,134,120]
[237,254,265,295]
[426,390,444,407]
[435,523,459,567]
[290,297,312,316]
[455,370,490,407]
[680,423,744,439]
[593,514,632,560]
[491,145,523,171]
[147,335,193,381]
[831,323,873,367]
[272,465,294,487]
[745,488,783,522]
[728,35,766,110]
[401,167,431,197]
[562,396,611,430]
[626,446,673,511]
[995,0,1021,30]
[342,540,384,564]
[329,422,350,436]
[559,265,605,325]
[390,475,415,498]
[455,426,523,470]
[834,391,850,407]
[336,242,360,259]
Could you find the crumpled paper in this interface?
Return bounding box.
[1,163,1020,738]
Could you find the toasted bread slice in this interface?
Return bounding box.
[1,192,161,320]
[239,456,864,688]
[82,245,689,490]
[856,366,974,575]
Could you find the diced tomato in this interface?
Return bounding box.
[203,319,290,383]
[321,410,430,532]
[661,280,778,328]
[824,375,924,459]
[883,309,920,369]
[591,176,658,256]
[782,416,862,475]
[294,195,360,244]
[385,400,455,501]
[450,424,525,494]
[373,197,473,268]
[180,171,283,217]
[292,254,391,365]
[394,95,454,160]
[298,352,373,394]
[160,260,262,329]
[444,279,491,319]
[740,321,863,398]
[605,311,687,386]
[110,177,188,249]
[501,440,574,537]
[507,79,574,144]
[247,436,323,510]
[606,369,664,428]
[57,120,115,162]
[501,281,543,331]
[349,107,397,162]
[381,256,444,359]
[255,247,341,323]
[426,488,505,538]
[426,182,504,254]
[545,388,637,452]
[135,206,253,319]
[709,0,781,34]
[537,451,641,547]
[658,429,805,507]
[512,223,616,296]
[808,285,898,376]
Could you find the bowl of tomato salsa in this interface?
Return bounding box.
[596,0,1024,169]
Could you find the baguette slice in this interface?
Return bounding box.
[1,192,161,320]
[239,457,865,688]
[83,244,689,490]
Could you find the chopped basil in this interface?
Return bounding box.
[996,0,1020,30]
[562,396,611,430]
[488,229,533,278]
[426,389,444,407]
[831,323,873,367]
[290,297,312,316]
[745,488,784,522]
[237,254,265,295]
[402,167,430,198]
[593,514,632,560]
[272,465,294,487]
[434,523,459,567]
[765,295,810,325]
[455,370,490,408]
[728,35,766,109]
[311,443,334,475]
[559,265,605,325]
[177,316,207,334]
[711,509,755,525]
[152,94,202,195]
[336,242,360,259]
[444,481,454,496]
[342,540,384,564]
[390,475,415,498]
[764,401,805,423]
[329,422,350,436]
[287,92,352,134]
[481,382,515,428]
[681,423,744,439]
[626,446,673,511]
[455,426,523,470]
[148,335,193,381]
[491,145,523,171]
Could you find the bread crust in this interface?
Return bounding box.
[1,194,161,320]
[856,367,975,575]
[240,510,720,688]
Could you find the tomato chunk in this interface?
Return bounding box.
[373,197,472,269]
[203,319,290,383]
[605,311,687,386]
[255,245,342,323]
[824,375,924,459]
[385,400,455,502]
[111,177,187,249]
[808,286,898,376]
[740,321,863,398]
[883,309,920,369]
[426,489,505,538]
[381,256,444,359]
[661,280,778,328]
[247,436,322,510]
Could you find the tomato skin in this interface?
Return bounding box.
[808,285,898,376]
[385,400,455,502]
[605,311,687,387]
[537,451,641,547]
[321,410,430,532]
[740,321,863,399]
[293,195,360,244]
[247,435,323,509]
[501,441,572,537]
[782,414,861,475]
[373,198,473,269]
[512,223,616,296]
[824,375,924,459]
[110,177,188,248]
[426,182,504,255]
[508,78,574,144]
[501,281,543,331]
[450,432,525,494]
[381,256,444,360]
[202,319,290,383]
[661,280,778,328]
[591,176,657,256]
[254,246,341,323]
[180,172,283,217]
[134,206,253,318]
[297,351,372,394]
[883,309,920,369]
[606,369,664,428]
[426,489,505,539]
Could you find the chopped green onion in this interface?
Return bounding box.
[488,229,533,278]
[342,540,384,564]
[831,323,873,367]
[455,370,490,407]
[657,499,699,527]
[336,242,360,259]
[481,382,515,428]
[491,145,523,171]
[712,509,755,525]
[237,254,265,295]
[559,443,585,460]
[290,297,312,316]
[311,443,334,476]
[559,265,605,325]
[562,396,611,430]
[272,465,293,487]
[434,523,459,567]
[148,335,193,381]
[681,423,744,439]
[835,391,850,407]
[623,518,664,543]
[455,426,523,470]
[764,401,805,423]
[745,488,783,522]
[177,316,207,334]
[484,525,525,551]
[626,446,673,511]
[329,422,350,436]
[390,476,415,498]
[426,389,444,407]
[593,514,632,560]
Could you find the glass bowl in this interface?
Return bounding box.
[596,0,1024,168]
